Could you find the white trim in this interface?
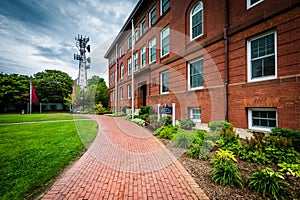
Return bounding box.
[121,64,124,79]
[127,36,132,50]
[140,18,146,37]
[247,0,264,9]
[160,70,169,94]
[160,25,170,58]
[248,108,277,131]
[149,36,156,64]
[189,108,201,122]
[160,0,169,16]
[133,52,138,72]
[127,57,132,75]
[188,57,204,91]
[190,1,203,41]
[247,31,277,83]
[149,6,156,27]
[120,87,123,100]
[140,45,146,68]
[127,84,131,99]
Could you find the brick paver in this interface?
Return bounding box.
[43,116,209,199]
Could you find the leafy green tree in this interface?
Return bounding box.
[87,75,100,86]
[33,70,73,103]
[86,76,108,108]
[0,73,29,111]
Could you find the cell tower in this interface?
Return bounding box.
[74,34,91,89]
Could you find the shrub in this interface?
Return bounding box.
[193,130,206,145]
[131,118,145,126]
[95,103,111,115]
[270,127,300,152]
[211,160,243,187]
[199,139,215,159]
[208,121,232,132]
[248,168,290,200]
[278,163,300,178]
[121,106,131,114]
[188,144,201,158]
[179,118,196,130]
[139,106,155,115]
[154,125,179,140]
[217,125,242,154]
[172,130,195,148]
[212,149,237,165]
[105,112,125,117]
[159,116,173,126]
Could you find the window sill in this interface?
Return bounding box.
[247,75,276,83]
[188,86,204,91]
[160,92,169,95]
[160,53,170,60]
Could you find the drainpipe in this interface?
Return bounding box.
[224,0,229,121]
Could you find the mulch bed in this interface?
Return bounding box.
[159,138,300,200]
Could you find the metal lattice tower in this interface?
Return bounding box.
[74,34,91,89]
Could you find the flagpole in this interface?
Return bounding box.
[131,19,135,119]
[30,76,32,114]
[115,43,118,113]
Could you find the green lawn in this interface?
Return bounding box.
[0,116,98,199]
[0,113,88,123]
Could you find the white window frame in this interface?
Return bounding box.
[127,84,131,99]
[248,108,277,131]
[160,70,169,94]
[160,0,170,16]
[120,87,123,100]
[149,37,156,63]
[133,52,138,72]
[121,64,124,79]
[119,43,124,57]
[247,31,277,83]
[160,25,170,58]
[149,6,156,27]
[140,45,146,68]
[190,2,203,40]
[128,57,132,75]
[140,18,146,37]
[189,108,201,122]
[128,36,132,50]
[188,57,204,90]
[247,0,264,9]
[135,29,139,42]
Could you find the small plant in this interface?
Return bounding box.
[188,144,201,158]
[172,130,195,148]
[248,168,290,200]
[131,118,145,126]
[178,118,196,130]
[154,125,179,140]
[271,127,300,151]
[105,112,125,117]
[95,103,111,115]
[212,149,237,165]
[278,163,300,178]
[193,130,206,145]
[139,106,155,115]
[208,121,232,132]
[199,139,215,159]
[159,116,172,126]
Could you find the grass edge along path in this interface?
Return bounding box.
[0,116,98,200]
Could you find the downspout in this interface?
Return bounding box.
[224,0,229,121]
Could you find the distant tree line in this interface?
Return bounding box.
[0,70,108,113]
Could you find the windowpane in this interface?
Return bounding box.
[189,59,204,89]
[191,2,203,39]
[161,0,170,14]
[251,59,262,78]
[150,7,156,26]
[161,27,170,56]
[269,120,276,127]
[161,71,169,93]
[268,111,276,119]
[263,56,275,76]
[251,109,277,129]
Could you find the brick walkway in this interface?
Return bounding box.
[43,116,209,200]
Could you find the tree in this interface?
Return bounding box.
[0,73,29,112]
[87,75,100,86]
[86,76,108,108]
[33,70,73,103]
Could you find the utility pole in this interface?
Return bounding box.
[74,34,91,112]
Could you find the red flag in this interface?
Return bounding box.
[32,84,39,104]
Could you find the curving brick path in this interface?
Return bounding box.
[43,115,209,200]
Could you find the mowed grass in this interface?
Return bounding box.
[0,116,98,199]
[0,113,89,123]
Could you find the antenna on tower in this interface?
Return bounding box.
[74,34,91,112]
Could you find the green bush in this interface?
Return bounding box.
[238,147,269,164]
[188,144,201,158]
[208,121,232,132]
[95,103,111,115]
[278,163,300,178]
[121,106,131,114]
[271,127,300,152]
[193,130,206,145]
[154,125,179,140]
[105,112,125,117]
[199,139,216,159]
[212,149,237,165]
[131,118,145,126]
[159,116,172,126]
[178,118,196,130]
[211,160,243,187]
[139,106,155,115]
[172,130,195,148]
[248,168,290,200]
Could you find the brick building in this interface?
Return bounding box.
[105,0,300,131]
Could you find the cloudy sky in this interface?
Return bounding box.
[0,0,138,82]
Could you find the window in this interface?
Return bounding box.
[160,0,170,15]
[109,55,115,67]
[149,37,156,63]
[135,29,139,42]
[110,91,114,102]
[128,57,132,75]
[127,84,131,98]
[128,36,132,49]
[109,73,115,86]
[121,64,124,79]
[188,58,204,90]
[248,31,276,82]
[149,6,156,26]
[160,25,170,57]
[140,45,146,68]
[189,108,201,122]
[247,0,264,9]
[190,2,203,40]
[140,18,146,36]
[160,70,169,94]
[134,52,138,72]
[248,108,277,131]
[119,43,125,57]
[120,87,123,100]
